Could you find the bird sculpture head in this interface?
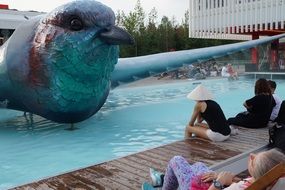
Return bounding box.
[4,0,134,123]
[2,0,284,124]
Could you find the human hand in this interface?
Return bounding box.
[201,172,217,182]
[194,122,202,126]
[216,171,235,186]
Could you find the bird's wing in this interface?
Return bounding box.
[111,34,285,87]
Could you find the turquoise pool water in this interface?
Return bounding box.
[0,78,285,189]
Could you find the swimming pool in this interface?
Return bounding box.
[0,77,284,189]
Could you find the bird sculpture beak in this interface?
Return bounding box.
[99,26,135,45]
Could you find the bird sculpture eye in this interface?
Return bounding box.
[70,18,83,31]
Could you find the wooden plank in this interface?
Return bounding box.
[109,159,149,178]
[116,158,150,173]
[142,149,172,163]
[133,153,168,168]
[71,167,136,189]
[12,127,269,190]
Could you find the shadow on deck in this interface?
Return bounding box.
[11,127,268,190]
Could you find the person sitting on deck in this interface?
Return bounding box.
[228,78,276,129]
[267,80,282,122]
[141,148,285,190]
[184,85,232,142]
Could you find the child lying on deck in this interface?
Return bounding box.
[142,149,285,190]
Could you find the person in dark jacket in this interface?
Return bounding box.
[228,78,276,129]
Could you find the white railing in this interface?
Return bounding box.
[0,9,43,29]
[189,0,285,40]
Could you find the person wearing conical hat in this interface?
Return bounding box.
[185,85,231,142]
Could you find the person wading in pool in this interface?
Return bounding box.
[185,85,232,142]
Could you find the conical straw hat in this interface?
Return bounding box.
[187,84,214,101]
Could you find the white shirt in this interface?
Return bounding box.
[224,178,252,190]
[270,94,282,121]
[221,66,230,77]
[271,177,285,190]
[224,177,285,190]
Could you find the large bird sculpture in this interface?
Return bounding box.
[0,0,284,124]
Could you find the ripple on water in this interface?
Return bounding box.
[1,78,285,189]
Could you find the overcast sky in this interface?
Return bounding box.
[1,0,189,23]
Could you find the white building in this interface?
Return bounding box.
[189,0,285,40]
[0,6,43,44]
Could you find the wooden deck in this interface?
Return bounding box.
[11,127,268,190]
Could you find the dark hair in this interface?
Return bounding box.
[254,78,271,95]
[268,80,277,90]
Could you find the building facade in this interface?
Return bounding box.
[189,0,285,72]
[189,0,285,40]
[0,5,43,45]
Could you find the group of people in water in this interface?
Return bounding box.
[158,61,236,81]
[142,78,285,190]
[221,63,238,80]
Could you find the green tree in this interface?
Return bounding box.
[159,16,171,51]
[119,0,146,57]
[115,10,124,26]
[117,3,237,58]
[134,0,145,32]
[145,8,160,54]
[148,8,158,26]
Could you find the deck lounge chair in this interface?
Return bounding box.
[245,163,285,190]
